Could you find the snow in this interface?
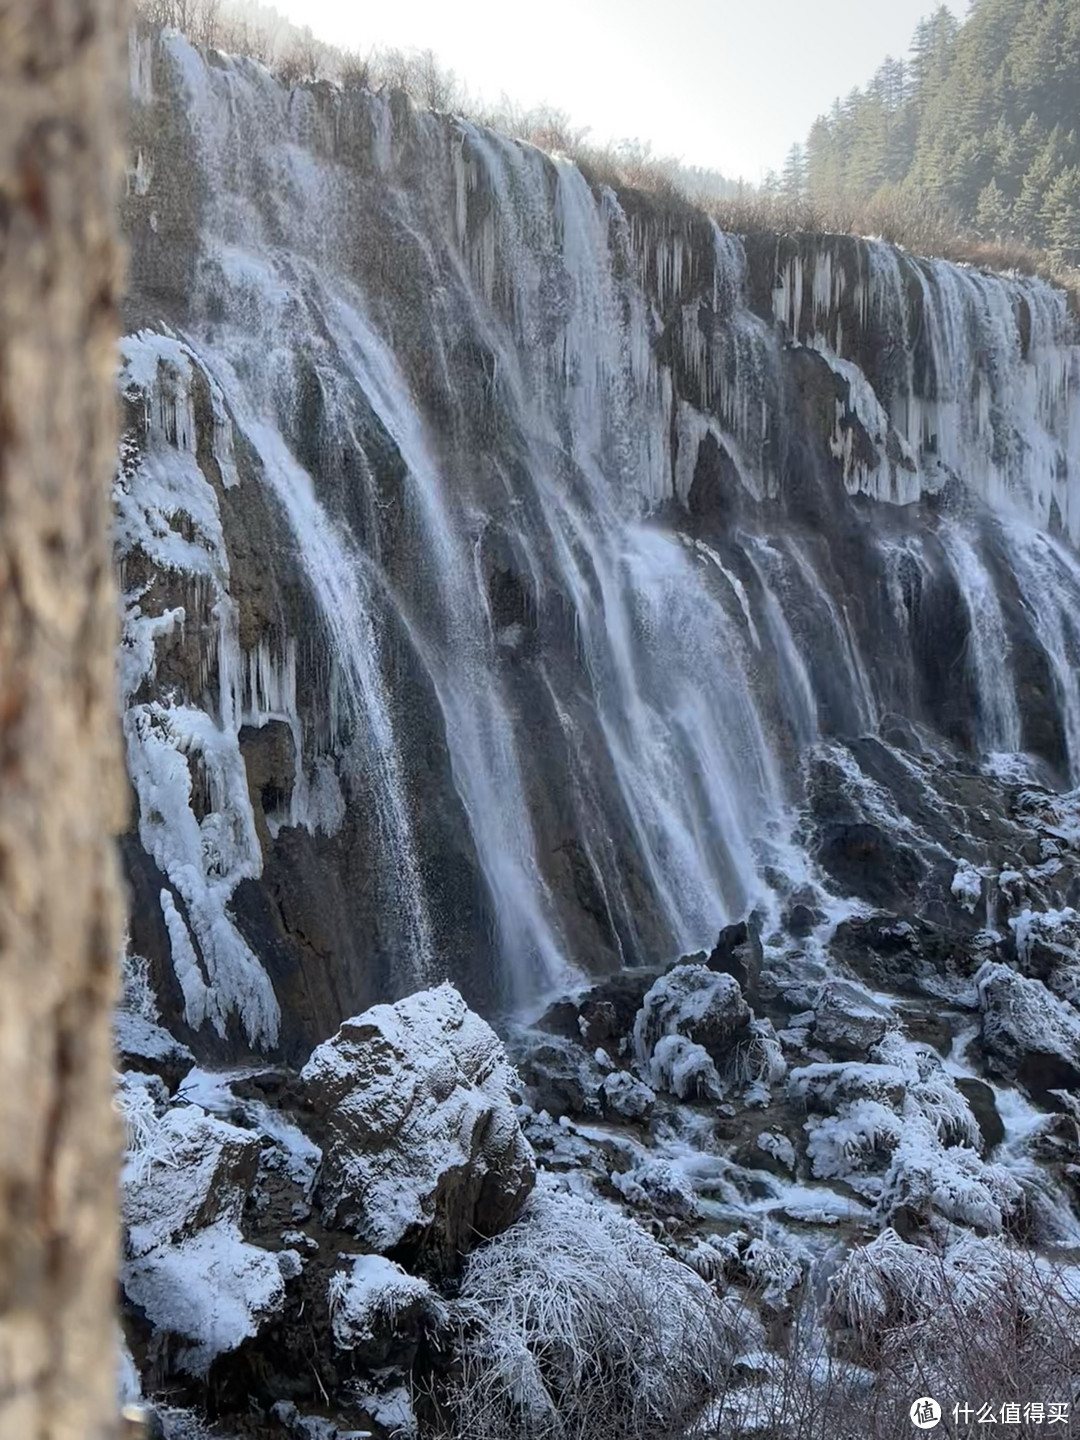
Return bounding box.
[115,1009,195,1081]
[830,1224,1080,1360]
[878,1136,1024,1232]
[117,1329,142,1406]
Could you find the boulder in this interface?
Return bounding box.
[298,983,535,1265]
[115,1011,195,1093]
[536,969,661,1051]
[327,1253,444,1366]
[611,1157,699,1222]
[633,964,751,1069]
[121,1101,261,1259]
[816,820,925,909]
[119,1097,284,1376]
[975,962,1080,1105]
[707,917,763,998]
[513,1031,604,1119]
[811,979,894,1059]
[600,1068,656,1121]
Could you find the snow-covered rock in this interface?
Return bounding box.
[811,979,894,1059]
[122,1220,286,1376]
[600,1068,656,1120]
[115,1010,196,1093]
[951,860,983,914]
[327,1254,444,1360]
[878,1135,1025,1233]
[611,1156,699,1221]
[122,1102,260,1257]
[649,1033,725,1100]
[633,964,751,1067]
[976,961,1080,1100]
[119,1095,288,1374]
[299,983,535,1263]
[788,1061,908,1115]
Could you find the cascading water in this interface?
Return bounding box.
[120,30,1080,1046]
[938,522,1024,756]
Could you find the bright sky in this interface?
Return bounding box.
[266,0,968,182]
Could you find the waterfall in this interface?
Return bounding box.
[120,31,1080,1037]
[938,522,1023,756]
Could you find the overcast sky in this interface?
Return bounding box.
[266,0,969,182]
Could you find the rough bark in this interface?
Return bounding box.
[0,2,127,1437]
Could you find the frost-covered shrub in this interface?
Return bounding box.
[442,1178,740,1440]
[829,1226,1080,1377]
[119,949,159,1020]
[877,1138,1025,1233]
[115,1071,174,1183]
[730,1018,787,1102]
[795,1036,1008,1233]
[804,1098,904,1184]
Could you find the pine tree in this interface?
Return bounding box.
[781,143,809,205]
[797,0,1080,254]
[1041,166,1080,265]
[976,178,1012,239]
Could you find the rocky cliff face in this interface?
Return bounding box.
[117,27,1080,1064]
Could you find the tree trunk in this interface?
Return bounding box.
[0,3,127,1437]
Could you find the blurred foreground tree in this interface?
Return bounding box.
[0,1,127,1436]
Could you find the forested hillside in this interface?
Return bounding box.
[790,0,1080,264]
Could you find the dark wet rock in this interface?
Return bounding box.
[816,820,926,910]
[897,1006,954,1056]
[513,1032,604,1120]
[707,917,764,999]
[830,912,978,997]
[784,902,820,939]
[536,969,662,1053]
[955,1077,1005,1153]
[240,719,298,854]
